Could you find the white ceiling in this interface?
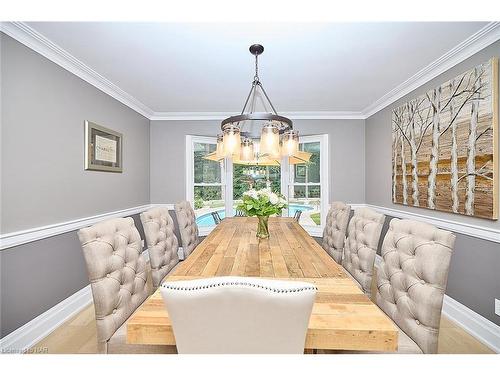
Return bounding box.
[25,22,489,114]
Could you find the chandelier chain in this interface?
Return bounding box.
[254,54,259,82]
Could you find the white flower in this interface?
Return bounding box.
[244,189,258,199]
[259,188,271,196]
[269,192,279,205]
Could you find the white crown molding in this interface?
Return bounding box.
[0,21,154,119]
[2,22,500,121]
[374,255,499,353]
[0,204,152,250]
[359,204,500,244]
[362,22,500,118]
[149,111,366,121]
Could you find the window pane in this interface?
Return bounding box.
[293,165,307,183]
[193,142,220,183]
[308,185,321,198]
[288,185,321,226]
[194,186,224,227]
[302,142,321,183]
[233,165,281,200]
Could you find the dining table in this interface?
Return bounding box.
[127,217,398,352]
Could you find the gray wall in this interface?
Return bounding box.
[150,119,365,204]
[0,34,150,337]
[0,33,150,234]
[365,40,500,325]
[0,214,146,338]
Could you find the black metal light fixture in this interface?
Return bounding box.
[218,44,297,160]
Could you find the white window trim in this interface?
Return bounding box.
[288,134,329,236]
[185,135,226,235]
[186,134,329,237]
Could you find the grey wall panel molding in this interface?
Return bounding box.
[0,213,147,338]
[150,119,366,205]
[364,39,500,327]
[365,39,500,233]
[0,33,151,338]
[0,33,150,234]
[372,214,500,326]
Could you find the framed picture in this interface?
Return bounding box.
[84,121,123,172]
[392,58,498,219]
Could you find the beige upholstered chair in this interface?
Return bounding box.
[376,218,455,354]
[341,207,385,296]
[160,276,317,354]
[322,201,351,263]
[140,207,179,288]
[174,201,199,258]
[78,217,173,354]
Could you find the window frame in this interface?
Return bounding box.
[185,136,231,233]
[186,134,329,236]
[284,134,329,235]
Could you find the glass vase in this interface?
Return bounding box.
[256,215,270,239]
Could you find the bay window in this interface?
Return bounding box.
[186,134,328,236]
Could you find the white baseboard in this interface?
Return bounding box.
[442,295,500,353]
[0,251,151,353]
[0,285,93,353]
[2,201,498,353]
[375,255,499,353]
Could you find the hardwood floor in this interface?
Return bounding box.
[31,300,494,354]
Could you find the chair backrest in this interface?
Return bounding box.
[293,210,302,222]
[140,207,179,288]
[77,217,150,351]
[322,201,351,263]
[174,201,199,258]
[211,211,222,224]
[341,207,385,296]
[376,218,455,354]
[160,276,317,354]
[235,209,246,217]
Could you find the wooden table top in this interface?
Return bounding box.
[127,217,398,351]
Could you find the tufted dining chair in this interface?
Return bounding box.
[341,207,385,297]
[77,217,174,354]
[140,207,179,288]
[322,202,351,263]
[174,201,200,258]
[160,276,317,354]
[376,218,455,353]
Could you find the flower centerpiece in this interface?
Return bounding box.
[237,188,287,239]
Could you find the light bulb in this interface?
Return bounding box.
[240,138,254,162]
[223,125,241,157]
[260,122,280,158]
[282,130,299,156]
[216,134,224,159]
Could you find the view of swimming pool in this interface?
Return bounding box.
[196,204,314,226]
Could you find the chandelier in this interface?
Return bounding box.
[217,44,300,162]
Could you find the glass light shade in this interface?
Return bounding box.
[259,122,280,158]
[216,134,224,159]
[223,125,241,157]
[282,130,299,156]
[240,138,254,161]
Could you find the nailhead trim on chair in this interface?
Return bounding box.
[162,281,317,293]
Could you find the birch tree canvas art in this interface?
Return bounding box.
[392,58,498,219]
